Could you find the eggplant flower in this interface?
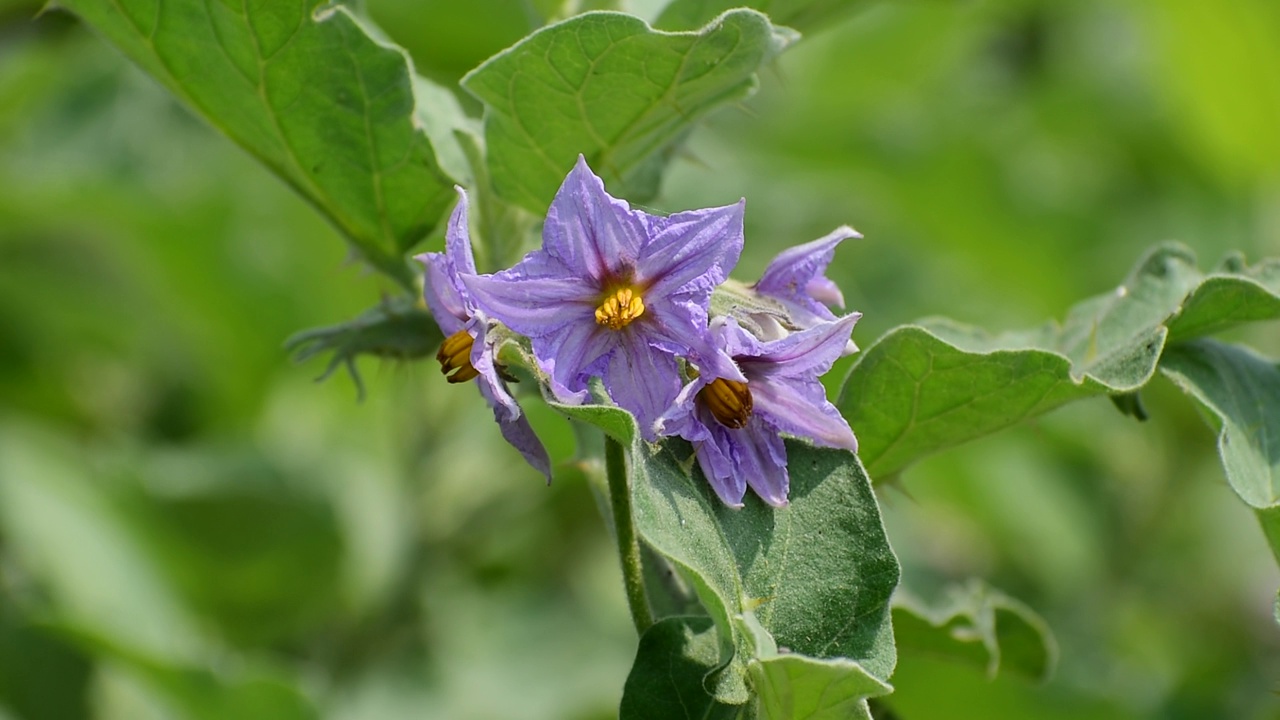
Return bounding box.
[753,226,861,355]
[463,156,745,440]
[416,189,552,481]
[655,314,860,508]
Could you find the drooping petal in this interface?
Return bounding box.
[692,424,747,508]
[543,155,647,281]
[477,379,553,482]
[600,330,685,442]
[637,200,745,298]
[643,296,745,383]
[750,377,857,453]
[462,272,598,337]
[736,418,790,507]
[417,252,467,334]
[754,225,859,316]
[470,321,519,423]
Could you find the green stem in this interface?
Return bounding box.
[605,434,653,634]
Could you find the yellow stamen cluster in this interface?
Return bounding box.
[594,287,645,330]
[437,329,480,384]
[699,377,753,429]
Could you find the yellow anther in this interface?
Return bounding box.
[437,329,480,384]
[594,287,646,330]
[698,377,753,429]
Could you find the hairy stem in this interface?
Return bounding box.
[605,434,653,633]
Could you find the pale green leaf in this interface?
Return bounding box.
[656,0,870,35]
[839,244,1280,479]
[57,0,458,287]
[461,9,797,212]
[1159,340,1280,564]
[891,580,1057,682]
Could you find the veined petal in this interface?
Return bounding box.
[531,318,618,403]
[644,297,746,383]
[751,378,857,453]
[462,272,597,337]
[601,330,684,442]
[754,226,858,308]
[445,187,478,276]
[693,422,747,509]
[476,379,553,482]
[637,200,745,298]
[470,321,518,423]
[543,155,647,281]
[743,313,861,379]
[416,252,467,334]
[737,418,790,507]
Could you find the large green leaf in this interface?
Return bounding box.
[1159,340,1280,564]
[56,0,458,287]
[461,10,796,212]
[892,580,1057,682]
[838,244,1280,479]
[655,0,870,35]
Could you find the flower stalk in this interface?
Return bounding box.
[605,434,653,634]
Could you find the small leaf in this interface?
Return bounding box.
[1160,340,1280,564]
[656,0,871,35]
[891,580,1057,682]
[462,10,797,212]
[58,0,458,287]
[620,616,742,720]
[839,243,1280,478]
[742,613,892,720]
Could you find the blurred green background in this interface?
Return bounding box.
[2,1,1279,718]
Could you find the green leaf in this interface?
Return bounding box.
[620,616,742,720]
[56,0,458,287]
[891,580,1057,682]
[742,613,892,720]
[633,437,899,702]
[461,10,797,212]
[1159,340,1280,565]
[655,0,871,35]
[839,244,1280,479]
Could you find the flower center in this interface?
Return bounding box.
[594,287,645,330]
[436,329,480,384]
[698,377,753,429]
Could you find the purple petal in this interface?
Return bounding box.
[692,423,747,508]
[752,377,858,453]
[445,187,478,276]
[637,201,745,298]
[476,380,553,482]
[416,252,467,334]
[470,321,519,423]
[743,314,860,380]
[754,226,859,317]
[644,297,746,383]
[600,330,684,442]
[530,318,618,404]
[736,418,791,507]
[462,272,598,337]
[543,156,647,281]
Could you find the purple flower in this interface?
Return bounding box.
[655,314,860,508]
[463,156,745,440]
[416,188,552,481]
[753,226,861,355]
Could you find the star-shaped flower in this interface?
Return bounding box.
[752,226,861,355]
[416,188,552,481]
[656,314,860,508]
[463,156,745,440]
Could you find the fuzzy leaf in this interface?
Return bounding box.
[839,244,1280,479]
[620,616,741,720]
[462,10,796,212]
[1160,340,1280,565]
[656,0,871,35]
[891,580,1057,682]
[57,0,457,287]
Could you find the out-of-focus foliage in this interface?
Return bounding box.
[3,1,1280,719]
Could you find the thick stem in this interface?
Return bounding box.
[605,434,654,634]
